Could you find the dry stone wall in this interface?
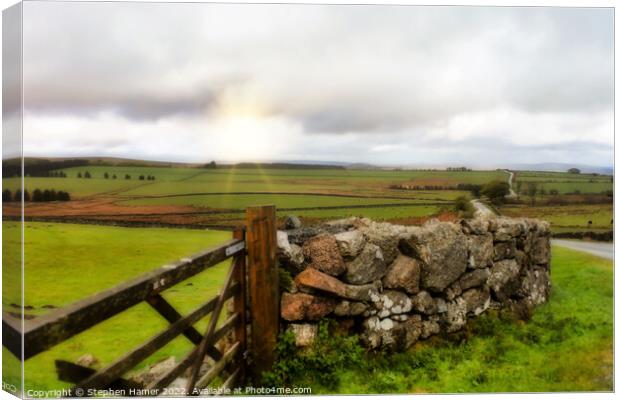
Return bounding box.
[277,216,551,351]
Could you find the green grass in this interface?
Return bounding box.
[2,226,613,394]
[48,167,505,199]
[535,181,611,194]
[159,205,444,227]
[118,180,464,202]
[281,205,442,220]
[113,168,504,198]
[268,246,613,393]
[60,166,202,182]
[2,222,234,393]
[502,204,613,233]
[3,167,508,224]
[119,193,436,209]
[2,221,22,313]
[4,166,208,198]
[3,177,137,198]
[2,222,230,311]
[514,171,612,194]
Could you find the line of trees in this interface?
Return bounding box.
[390,184,459,191]
[76,171,156,180]
[2,189,71,202]
[389,183,481,195]
[30,171,68,178]
[514,181,549,205]
[3,159,89,178]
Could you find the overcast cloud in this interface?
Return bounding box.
[17,2,614,167]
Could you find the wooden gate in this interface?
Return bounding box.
[2,205,279,396]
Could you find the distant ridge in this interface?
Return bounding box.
[2,156,613,175]
[232,162,345,170]
[504,163,613,175]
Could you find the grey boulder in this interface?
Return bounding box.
[344,243,387,284]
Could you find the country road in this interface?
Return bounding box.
[468,172,612,261]
[470,170,517,215]
[504,169,517,198]
[553,239,613,261]
[471,199,495,217]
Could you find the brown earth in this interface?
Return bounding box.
[4,193,452,229]
[3,198,242,227]
[4,198,201,217]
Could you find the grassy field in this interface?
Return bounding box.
[119,193,438,209]
[2,222,234,392]
[514,171,612,194]
[3,165,613,235]
[2,166,511,226]
[280,204,441,221]
[266,246,613,393]
[5,165,611,229]
[502,204,613,233]
[5,166,610,204]
[502,170,612,233]
[2,177,136,197]
[55,166,507,197]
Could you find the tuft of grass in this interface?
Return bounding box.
[262,320,364,391]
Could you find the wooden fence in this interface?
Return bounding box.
[2,205,279,396]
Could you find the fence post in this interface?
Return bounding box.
[232,228,247,386]
[245,205,279,382]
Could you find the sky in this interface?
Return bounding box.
[9,3,615,167]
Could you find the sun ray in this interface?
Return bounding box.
[255,163,276,194]
[223,163,238,195]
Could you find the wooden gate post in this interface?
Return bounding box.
[245,205,279,381]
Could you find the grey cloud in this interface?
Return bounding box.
[3,3,21,119]
[22,4,613,125]
[26,92,217,121]
[500,9,613,114]
[17,2,614,165]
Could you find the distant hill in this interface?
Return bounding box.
[2,157,200,177]
[41,156,197,168]
[1,157,349,176]
[4,156,197,168]
[505,163,613,175]
[277,159,353,167]
[232,162,346,170]
[2,157,613,176]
